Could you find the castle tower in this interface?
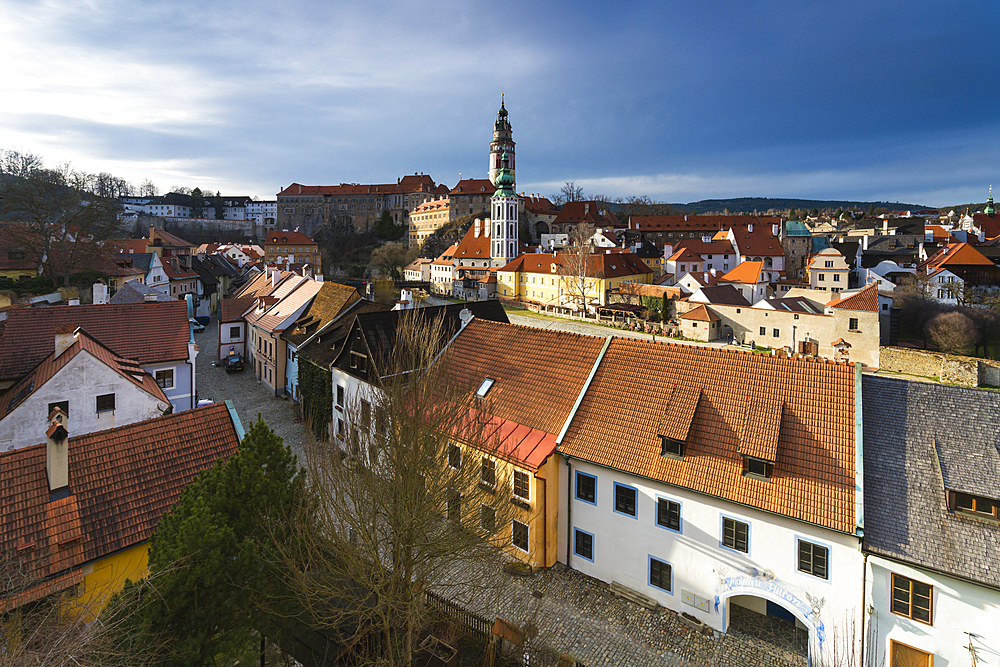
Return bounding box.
[491,151,518,266]
[488,96,515,186]
[986,185,995,216]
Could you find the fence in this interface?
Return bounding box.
[424,590,586,667]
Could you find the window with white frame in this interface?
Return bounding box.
[481,457,496,488]
[155,369,174,389]
[513,470,530,502]
[512,520,529,552]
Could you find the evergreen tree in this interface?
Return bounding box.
[111,418,306,666]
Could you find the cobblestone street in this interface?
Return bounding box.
[195,314,308,462]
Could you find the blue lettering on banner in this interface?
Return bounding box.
[721,576,825,644]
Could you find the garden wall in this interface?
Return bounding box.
[879,347,1000,388]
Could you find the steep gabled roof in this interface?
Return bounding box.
[0,302,190,382]
[666,247,705,263]
[297,300,393,369]
[730,224,784,257]
[108,280,173,304]
[679,304,719,322]
[0,403,241,607]
[282,283,361,347]
[219,297,255,323]
[552,201,618,227]
[265,230,316,246]
[826,283,878,312]
[689,285,751,306]
[559,341,857,533]
[719,260,765,284]
[449,179,495,196]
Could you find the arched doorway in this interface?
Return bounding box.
[534,221,549,239]
[719,583,819,664]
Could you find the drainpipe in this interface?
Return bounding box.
[860,551,869,666]
[565,456,572,569]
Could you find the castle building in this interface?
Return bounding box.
[491,152,519,266]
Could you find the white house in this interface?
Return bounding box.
[557,339,864,664]
[862,377,1000,667]
[0,328,171,451]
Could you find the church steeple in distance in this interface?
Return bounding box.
[986,185,995,216]
[489,95,515,186]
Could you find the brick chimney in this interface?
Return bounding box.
[54,325,75,359]
[46,407,69,492]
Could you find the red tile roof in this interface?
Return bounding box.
[0,302,190,382]
[674,238,736,255]
[630,215,781,232]
[161,260,197,280]
[0,329,169,418]
[500,251,653,279]
[449,179,495,196]
[220,297,255,323]
[920,242,995,271]
[149,227,194,249]
[730,223,784,257]
[679,304,719,322]
[826,283,878,312]
[552,201,618,227]
[0,403,241,607]
[265,230,317,246]
[666,247,705,263]
[559,340,857,534]
[278,175,438,197]
[441,320,606,468]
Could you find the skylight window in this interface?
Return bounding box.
[476,378,495,398]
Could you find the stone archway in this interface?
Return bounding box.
[718,579,823,664]
[534,221,549,239]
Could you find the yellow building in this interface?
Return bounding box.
[409,197,452,248]
[440,318,610,569]
[497,250,653,311]
[0,403,242,618]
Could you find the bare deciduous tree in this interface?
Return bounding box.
[280,312,531,666]
[558,223,600,315]
[925,310,978,355]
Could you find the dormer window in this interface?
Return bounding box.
[661,437,684,459]
[744,457,772,479]
[954,492,998,519]
[475,378,495,398]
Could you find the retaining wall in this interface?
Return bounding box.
[879,347,1000,387]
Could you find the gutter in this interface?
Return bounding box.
[225,399,246,440]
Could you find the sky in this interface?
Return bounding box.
[0,0,996,208]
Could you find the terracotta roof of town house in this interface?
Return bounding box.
[265,230,317,246]
[680,271,719,289]
[108,280,173,304]
[679,304,719,322]
[441,320,606,467]
[666,247,705,263]
[630,215,782,233]
[454,224,530,262]
[149,228,195,249]
[108,238,149,255]
[971,214,1000,240]
[500,252,653,279]
[673,239,736,256]
[656,386,702,442]
[737,398,783,462]
[521,195,558,215]
[558,340,857,534]
[729,223,784,257]
[0,329,169,419]
[278,175,438,198]
[0,403,241,608]
[282,283,361,347]
[161,260,198,280]
[247,277,324,333]
[220,297,255,323]
[689,285,751,307]
[919,242,995,272]
[719,260,765,284]
[0,302,190,382]
[413,199,450,214]
[449,179,495,196]
[552,201,618,227]
[826,283,878,311]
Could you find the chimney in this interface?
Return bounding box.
[862,234,869,251]
[684,215,688,222]
[710,268,717,277]
[748,223,754,233]
[271,269,279,286]
[68,298,80,306]
[54,325,75,358]
[144,294,158,302]
[882,219,888,234]
[46,407,69,492]
[584,203,590,215]
[459,308,474,327]
[298,184,302,194]
[772,223,780,237]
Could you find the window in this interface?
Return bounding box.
[759,326,766,336]
[954,492,998,518]
[480,504,496,533]
[574,528,594,561]
[833,274,840,282]
[481,457,496,488]
[337,418,344,439]
[448,443,462,469]
[772,328,779,338]
[824,260,834,268]
[155,369,174,389]
[892,574,932,624]
[614,482,637,518]
[798,539,829,579]
[657,498,681,532]
[849,317,859,331]
[513,470,530,502]
[745,457,772,479]
[722,517,749,553]
[649,557,672,592]
[661,437,684,458]
[818,274,825,281]
[512,520,529,552]
[47,400,69,417]
[447,489,462,522]
[336,385,344,408]
[229,325,240,338]
[576,472,596,504]
[96,393,115,413]
[359,399,371,430]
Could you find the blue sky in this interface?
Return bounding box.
[1,0,996,207]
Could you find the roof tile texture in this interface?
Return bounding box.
[0,302,190,381]
[559,339,857,533]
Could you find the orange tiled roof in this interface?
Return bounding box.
[921,242,994,270]
[826,283,878,311]
[729,223,784,257]
[265,230,316,246]
[278,175,438,197]
[450,179,495,196]
[666,247,705,263]
[679,304,719,322]
[559,340,857,534]
[0,302,190,382]
[441,320,606,467]
[552,201,618,227]
[161,261,197,280]
[0,404,241,606]
[500,251,652,279]
[719,260,764,284]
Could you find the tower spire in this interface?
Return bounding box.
[489,95,515,186]
[986,185,995,216]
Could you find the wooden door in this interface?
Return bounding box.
[891,640,932,667]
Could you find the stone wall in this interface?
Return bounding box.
[878,347,1000,388]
